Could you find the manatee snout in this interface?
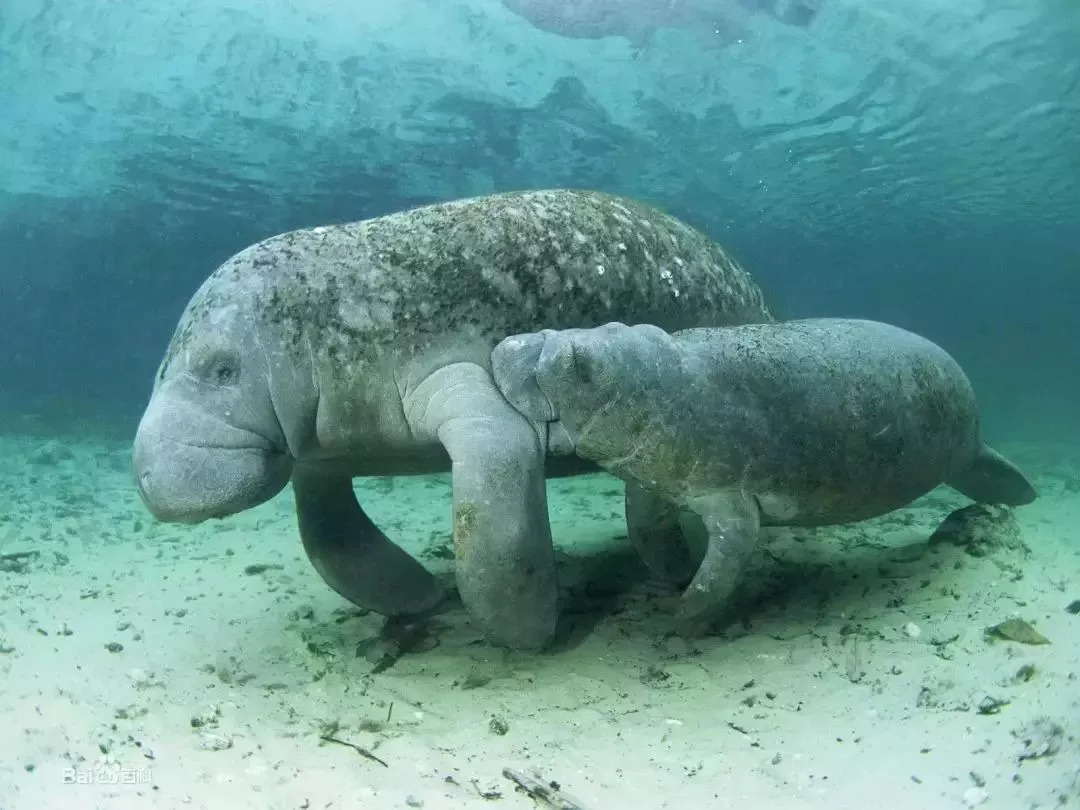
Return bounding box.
[491,329,595,456]
[492,328,601,414]
[534,322,657,403]
[537,331,595,388]
[132,398,292,523]
[491,330,560,424]
[493,324,669,457]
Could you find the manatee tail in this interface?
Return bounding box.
[946,443,1037,506]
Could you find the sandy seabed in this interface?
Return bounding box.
[1,433,1077,810]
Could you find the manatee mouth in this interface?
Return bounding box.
[135,427,286,455]
[132,429,292,524]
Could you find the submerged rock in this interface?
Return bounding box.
[928,503,1027,558]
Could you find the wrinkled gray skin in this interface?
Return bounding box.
[492,318,1038,635]
[132,189,772,651]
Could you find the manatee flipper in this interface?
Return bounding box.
[676,491,762,637]
[293,470,445,616]
[625,483,697,586]
[946,443,1037,506]
[406,362,558,651]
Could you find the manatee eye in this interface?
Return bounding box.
[205,353,240,386]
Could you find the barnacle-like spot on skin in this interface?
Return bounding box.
[453,502,480,559]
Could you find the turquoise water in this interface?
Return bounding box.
[1,0,1077,438]
[1,3,1078,808]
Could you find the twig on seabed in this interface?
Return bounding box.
[320,735,389,768]
[502,767,587,810]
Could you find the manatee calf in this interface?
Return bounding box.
[491,318,1037,634]
[131,189,773,650]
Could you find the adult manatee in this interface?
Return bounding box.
[132,189,773,649]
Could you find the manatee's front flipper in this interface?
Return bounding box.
[676,491,762,637]
[405,362,558,651]
[946,442,1037,506]
[293,469,445,616]
[625,483,698,586]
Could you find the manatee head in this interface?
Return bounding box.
[494,322,672,463]
[491,330,569,452]
[133,275,297,524]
